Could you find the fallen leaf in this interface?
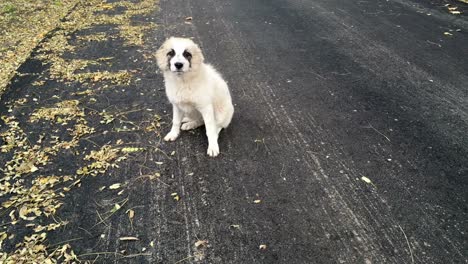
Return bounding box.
[109,183,121,189]
[30,165,39,173]
[444,32,453,36]
[19,206,36,221]
[259,244,267,250]
[254,199,261,204]
[128,209,135,219]
[121,147,145,153]
[361,176,372,184]
[195,240,208,248]
[185,17,193,21]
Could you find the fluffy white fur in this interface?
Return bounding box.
[156,37,234,157]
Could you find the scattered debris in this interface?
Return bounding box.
[119,236,139,241]
[109,183,122,189]
[121,147,146,153]
[194,240,208,248]
[171,192,180,201]
[360,176,377,188]
[361,176,372,184]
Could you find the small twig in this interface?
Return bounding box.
[366,123,391,142]
[279,164,285,179]
[115,108,145,117]
[131,171,170,187]
[426,40,442,48]
[83,137,101,147]
[398,224,414,263]
[95,209,110,228]
[173,255,196,264]
[118,252,152,259]
[78,226,93,237]
[78,251,124,258]
[92,198,129,228]
[49,237,83,248]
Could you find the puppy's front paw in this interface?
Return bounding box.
[164,131,179,141]
[207,144,220,157]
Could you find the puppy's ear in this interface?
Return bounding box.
[190,43,205,69]
[155,38,172,71]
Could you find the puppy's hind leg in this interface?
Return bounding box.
[181,111,203,131]
[181,120,203,131]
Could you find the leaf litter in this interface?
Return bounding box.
[0,0,161,262]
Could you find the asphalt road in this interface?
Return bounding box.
[1,0,467,263]
[152,0,468,262]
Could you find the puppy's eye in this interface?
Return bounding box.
[167,49,175,57]
[183,50,192,59]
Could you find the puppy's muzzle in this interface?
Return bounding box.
[174,62,184,70]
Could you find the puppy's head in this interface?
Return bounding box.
[156,37,204,74]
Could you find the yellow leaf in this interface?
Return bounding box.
[30,165,39,173]
[109,183,121,189]
[128,209,134,219]
[19,206,36,221]
[254,199,261,204]
[361,176,372,184]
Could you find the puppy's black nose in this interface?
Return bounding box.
[174,62,183,70]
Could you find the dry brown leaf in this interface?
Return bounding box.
[194,240,208,248]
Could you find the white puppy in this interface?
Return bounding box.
[156,37,234,157]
